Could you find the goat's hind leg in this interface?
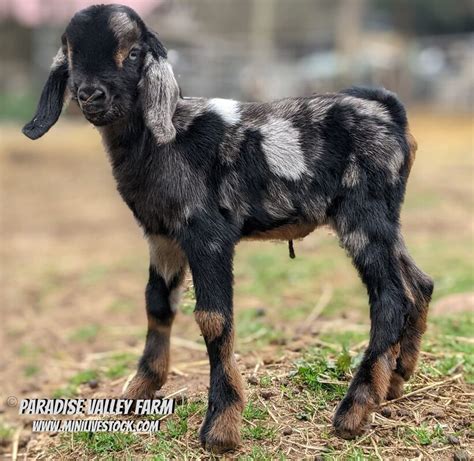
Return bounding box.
[332,213,412,438]
[387,245,433,399]
[124,236,187,399]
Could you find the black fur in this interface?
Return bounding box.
[22,59,68,139]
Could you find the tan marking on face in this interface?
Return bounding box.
[109,11,140,68]
[244,222,316,242]
[195,311,226,343]
[115,48,128,68]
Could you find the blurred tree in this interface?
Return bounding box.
[374,0,474,35]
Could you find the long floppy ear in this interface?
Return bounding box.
[140,31,179,144]
[22,48,69,140]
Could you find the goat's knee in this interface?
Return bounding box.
[195,310,226,343]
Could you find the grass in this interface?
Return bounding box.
[31,319,474,459]
[51,369,100,398]
[67,432,140,456]
[1,113,472,459]
[104,352,138,379]
[0,423,13,446]
[69,324,101,342]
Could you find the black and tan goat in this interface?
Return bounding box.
[23,4,433,453]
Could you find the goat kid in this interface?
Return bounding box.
[23,4,433,453]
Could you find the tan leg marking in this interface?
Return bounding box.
[335,345,400,438]
[194,310,226,343]
[206,400,244,453]
[201,326,245,452]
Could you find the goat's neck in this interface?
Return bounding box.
[99,110,145,154]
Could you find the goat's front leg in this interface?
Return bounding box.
[186,240,244,453]
[124,235,187,399]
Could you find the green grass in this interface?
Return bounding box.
[107,297,137,312]
[236,308,285,347]
[407,423,446,446]
[242,424,276,441]
[243,401,269,421]
[0,422,13,446]
[180,288,196,316]
[23,364,40,377]
[104,352,138,379]
[58,401,206,458]
[423,312,474,383]
[293,348,351,408]
[242,401,276,442]
[51,369,99,398]
[80,264,109,286]
[69,324,101,342]
[69,432,139,456]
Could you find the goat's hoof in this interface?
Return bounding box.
[201,430,241,454]
[199,409,242,453]
[122,373,160,401]
[333,396,372,439]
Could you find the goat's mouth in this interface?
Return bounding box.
[82,106,118,126]
[84,111,109,126]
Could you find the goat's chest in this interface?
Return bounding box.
[111,152,203,235]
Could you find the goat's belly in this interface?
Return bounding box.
[243,222,316,241]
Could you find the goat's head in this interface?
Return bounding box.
[23,4,179,143]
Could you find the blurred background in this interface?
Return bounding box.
[0,0,473,116]
[0,1,473,459]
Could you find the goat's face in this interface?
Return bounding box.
[23,4,178,143]
[65,5,149,126]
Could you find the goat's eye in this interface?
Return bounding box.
[128,49,140,61]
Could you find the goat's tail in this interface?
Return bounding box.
[342,86,417,175]
[342,86,407,128]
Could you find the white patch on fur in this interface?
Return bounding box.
[148,235,187,286]
[387,146,405,184]
[345,97,391,123]
[208,98,241,125]
[260,118,308,180]
[208,241,222,253]
[345,229,370,256]
[109,11,136,38]
[147,235,187,313]
[51,48,66,69]
[308,97,335,118]
[342,162,360,188]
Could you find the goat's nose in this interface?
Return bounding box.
[77,85,107,104]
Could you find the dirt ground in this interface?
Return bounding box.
[0,112,473,460]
